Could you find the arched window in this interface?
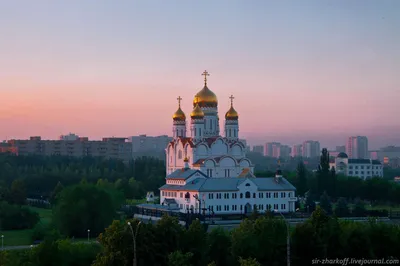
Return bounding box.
[229,129,231,137]
[245,192,250,198]
[178,150,182,159]
[245,183,250,187]
[240,193,243,198]
[210,120,212,131]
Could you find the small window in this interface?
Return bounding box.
[245,191,251,198]
[245,183,250,186]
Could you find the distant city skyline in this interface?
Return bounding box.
[1,1,399,149]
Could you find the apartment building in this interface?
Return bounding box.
[252,145,264,154]
[346,136,369,159]
[302,140,320,158]
[129,135,172,153]
[6,136,132,162]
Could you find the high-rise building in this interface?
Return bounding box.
[302,140,320,158]
[129,135,172,154]
[291,144,302,157]
[252,145,264,154]
[346,136,368,159]
[264,142,280,157]
[336,145,346,152]
[7,136,132,162]
[59,133,80,141]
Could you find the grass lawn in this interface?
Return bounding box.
[1,207,53,247]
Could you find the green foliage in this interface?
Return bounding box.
[316,148,331,196]
[53,184,122,238]
[207,227,232,266]
[183,219,208,266]
[249,205,259,220]
[0,201,39,230]
[168,250,193,266]
[352,198,366,217]
[0,239,101,266]
[334,197,350,217]
[0,154,165,200]
[319,191,332,214]
[238,257,261,266]
[295,161,308,197]
[9,179,27,205]
[49,181,64,205]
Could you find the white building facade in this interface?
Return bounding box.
[330,152,383,180]
[158,71,297,215]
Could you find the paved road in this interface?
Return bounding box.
[1,241,99,251]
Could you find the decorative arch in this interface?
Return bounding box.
[204,159,217,167]
[211,138,228,155]
[239,158,251,168]
[196,144,208,156]
[219,156,237,167]
[231,143,243,156]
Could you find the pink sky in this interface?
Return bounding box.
[0,1,399,149]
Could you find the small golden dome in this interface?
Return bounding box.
[193,85,218,107]
[173,107,186,121]
[225,106,238,120]
[225,94,238,120]
[190,103,204,119]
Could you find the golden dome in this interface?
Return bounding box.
[190,103,204,119]
[173,107,186,121]
[225,106,238,120]
[193,85,218,107]
[225,94,238,120]
[173,96,186,121]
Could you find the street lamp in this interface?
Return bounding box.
[87,229,90,242]
[274,209,291,266]
[127,221,142,266]
[1,235,3,250]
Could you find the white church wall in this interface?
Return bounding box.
[211,139,229,156]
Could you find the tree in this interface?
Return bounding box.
[168,251,193,266]
[207,227,232,265]
[249,205,259,220]
[319,191,332,215]
[153,214,185,265]
[352,198,366,217]
[330,166,337,199]
[182,219,208,266]
[49,181,64,204]
[305,194,316,213]
[238,257,261,266]
[334,197,349,217]
[53,184,123,237]
[316,148,330,196]
[9,179,27,205]
[296,161,308,197]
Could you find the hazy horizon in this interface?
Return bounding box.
[1,1,399,150]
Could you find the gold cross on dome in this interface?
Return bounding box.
[229,94,234,106]
[177,96,182,107]
[201,70,210,85]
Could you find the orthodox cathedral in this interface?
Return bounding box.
[153,71,296,215]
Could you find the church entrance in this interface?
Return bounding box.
[244,203,252,214]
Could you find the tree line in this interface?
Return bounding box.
[1,206,399,266]
[0,154,166,200]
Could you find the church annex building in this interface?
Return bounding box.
[140,71,297,216]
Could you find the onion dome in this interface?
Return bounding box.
[173,107,186,121]
[190,103,205,119]
[337,152,348,158]
[225,95,238,120]
[193,70,218,107]
[173,96,186,121]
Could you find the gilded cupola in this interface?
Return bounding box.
[190,100,205,119]
[225,94,238,120]
[172,96,186,121]
[193,70,218,108]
